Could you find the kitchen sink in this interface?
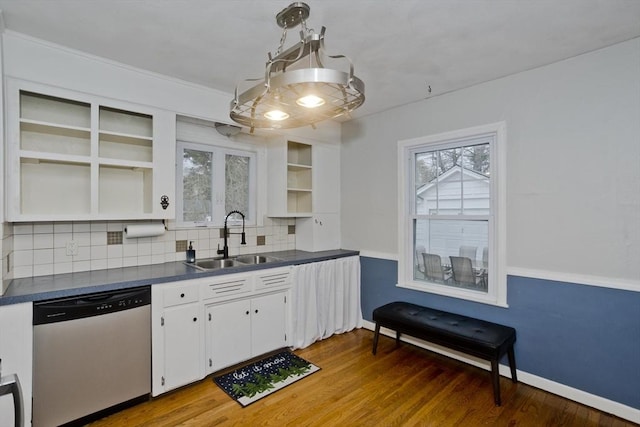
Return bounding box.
[234,255,279,265]
[192,258,242,270]
[186,254,281,271]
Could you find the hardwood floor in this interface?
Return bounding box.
[90,329,636,426]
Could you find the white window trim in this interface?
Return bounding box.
[397,122,507,307]
[176,140,258,228]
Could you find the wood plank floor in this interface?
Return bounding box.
[89,329,636,426]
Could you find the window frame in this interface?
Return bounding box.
[397,122,507,307]
[176,140,257,228]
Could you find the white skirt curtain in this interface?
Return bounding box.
[291,256,363,349]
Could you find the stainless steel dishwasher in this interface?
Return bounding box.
[33,286,151,427]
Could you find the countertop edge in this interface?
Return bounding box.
[0,250,360,306]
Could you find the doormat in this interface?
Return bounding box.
[213,350,320,407]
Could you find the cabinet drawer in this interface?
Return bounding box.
[204,275,253,300]
[163,283,200,307]
[255,268,291,289]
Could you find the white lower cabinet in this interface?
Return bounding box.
[152,266,292,396]
[206,291,288,374]
[151,282,204,396]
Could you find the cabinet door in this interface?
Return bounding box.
[251,292,288,357]
[0,303,33,427]
[207,299,252,372]
[163,303,202,390]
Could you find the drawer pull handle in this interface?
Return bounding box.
[255,309,259,314]
[245,310,250,315]
[193,317,197,322]
[180,293,185,298]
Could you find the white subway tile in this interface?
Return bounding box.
[107,258,123,269]
[14,224,33,235]
[13,250,33,266]
[34,233,54,249]
[54,262,73,275]
[72,222,91,233]
[33,264,54,277]
[72,261,91,273]
[33,223,54,234]
[90,245,107,259]
[33,249,54,265]
[74,232,92,247]
[13,265,33,278]
[14,234,33,250]
[53,233,73,248]
[90,259,108,271]
[91,231,107,246]
[54,223,73,233]
[107,245,123,258]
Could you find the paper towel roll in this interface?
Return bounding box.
[124,223,165,238]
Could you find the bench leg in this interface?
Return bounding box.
[372,323,381,355]
[395,331,401,347]
[508,347,518,383]
[490,359,501,406]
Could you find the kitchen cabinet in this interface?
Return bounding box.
[151,282,204,396]
[267,139,313,217]
[206,291,288,373]
[5,78,175,221]
[152,265,292,395]
[0,302,32,426]
[295,141,341,251]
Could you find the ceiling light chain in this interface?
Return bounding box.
[230,2,365,130]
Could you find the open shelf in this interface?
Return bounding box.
[20,158,91,216]
[20,121,91,156]
[20,91,90,128]
[99,165,153,215]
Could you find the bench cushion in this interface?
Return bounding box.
[372,301,516,361]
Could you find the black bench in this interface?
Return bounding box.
[372,301,517,405]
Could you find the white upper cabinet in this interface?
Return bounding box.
[267,139,313,217]
[5,79,176,221]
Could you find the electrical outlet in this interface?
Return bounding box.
[66,240,78,256]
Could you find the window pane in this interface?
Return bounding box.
[182,148,212,222]
[225,153,250,216]
[462,143,490,215]
[414,218,488,292]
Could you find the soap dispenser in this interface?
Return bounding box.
[186,241,196,263]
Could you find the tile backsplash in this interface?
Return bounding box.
[4,217,295,279]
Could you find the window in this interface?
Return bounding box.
[177,141,257,227]
[398,122,507,306]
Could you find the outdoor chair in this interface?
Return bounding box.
[423,253,451,283]
[459,245,477,260]
[449,256,485,288]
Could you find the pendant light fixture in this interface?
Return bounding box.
[230,2,365,131]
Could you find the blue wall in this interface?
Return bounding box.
[360,256,640,409]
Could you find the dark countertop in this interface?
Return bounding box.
[0,249,359,305]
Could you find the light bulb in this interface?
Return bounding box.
[296,94,325,108]
[264,110,290,121]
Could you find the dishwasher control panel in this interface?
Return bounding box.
[33,286,151,325]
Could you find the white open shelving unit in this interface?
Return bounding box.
[6,79,175,221]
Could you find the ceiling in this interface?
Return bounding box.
[0,0,639,121]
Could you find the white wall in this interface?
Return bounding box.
[341,38,640,285]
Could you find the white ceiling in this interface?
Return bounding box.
[0,0,639,120]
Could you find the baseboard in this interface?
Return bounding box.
[363,320,640,423]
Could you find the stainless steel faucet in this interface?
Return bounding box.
[217,210,246,259]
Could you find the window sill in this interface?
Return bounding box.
[396,280,508,308]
